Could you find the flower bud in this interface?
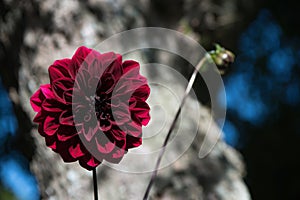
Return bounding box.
[208,44,235,74]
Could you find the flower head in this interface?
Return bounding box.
[30,46,150,170]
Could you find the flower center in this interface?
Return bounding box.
[85,95,112,121]
[88,95,97,110]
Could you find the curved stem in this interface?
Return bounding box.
[143,56,208,200]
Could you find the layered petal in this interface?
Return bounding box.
[30,46,150,170]
[49,59,72,83]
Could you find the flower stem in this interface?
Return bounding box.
[93,168,98,200]
[142,55,208,200]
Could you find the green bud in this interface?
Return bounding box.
[208,44,235,74]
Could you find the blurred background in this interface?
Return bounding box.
[1,0,300,199]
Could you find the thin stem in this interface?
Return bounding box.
[142,56,208,200]
[93,168,98,200]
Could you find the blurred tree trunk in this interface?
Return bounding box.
[1,0,256,199]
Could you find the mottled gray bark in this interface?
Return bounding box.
[1,0,253,199]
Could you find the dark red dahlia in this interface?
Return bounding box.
[30,46,150,170]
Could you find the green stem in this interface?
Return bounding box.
[93,168,98,200]
[142,55,208,200]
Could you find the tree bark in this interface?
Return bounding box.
[1,0,254,199]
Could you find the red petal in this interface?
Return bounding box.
[110,127,126,140]
[52,78,74,103]
[122,60,140,74]
[79,155,101,170]
[48,58,72,83]
[33,111,45,123]
[30,84,53,112]
[71,46,93,71]
[111,102,131,125]
[87,157,100,168]
[63,88,73,103]
[69,143,85,158]
[131,84,150,101]
[82,125,99,142]
[43,115,59,136]
[45,136,57,150]
[99,73,115,94]
[95,135,115,154]
[40,84,55,99]
[112,75,148,101]
[48,141,57,150]
[88,59,105,82]
[101,52,122,70]
[126,134,142,149]
[102,53,123,80]
[59,110,74,126]
[125,120,142,137]
[56,125,77,141]
[30,89,43,112]
[104,141,126,163]
[42,99,64,112]
[55,138,77,162]
[130,101,151,125]
[112,149,125,159]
